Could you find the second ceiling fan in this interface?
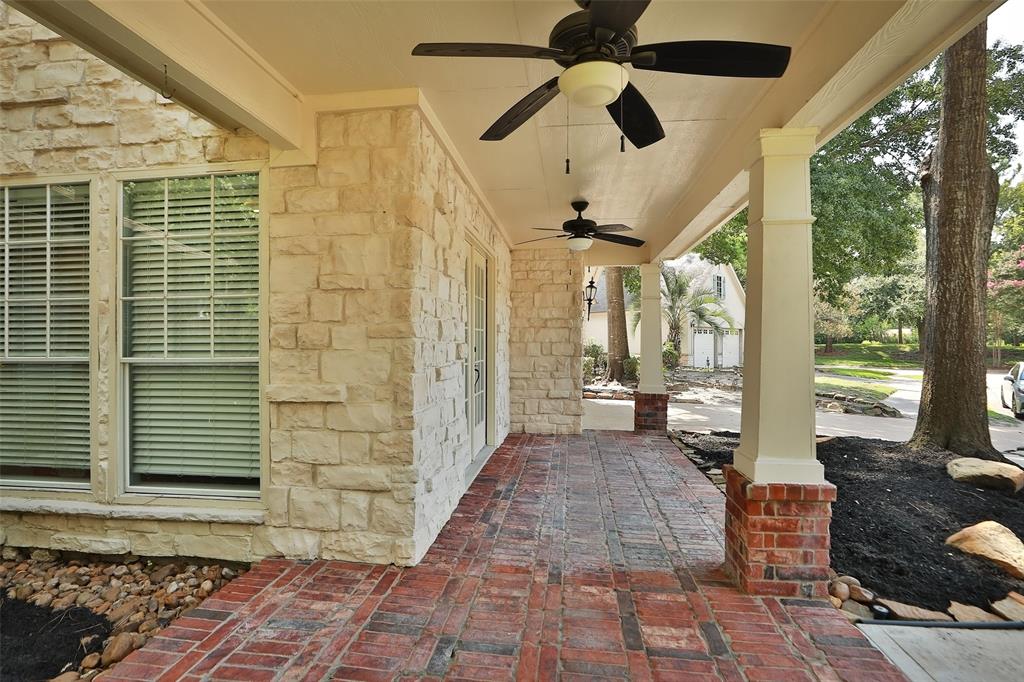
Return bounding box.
[412,0,791,149]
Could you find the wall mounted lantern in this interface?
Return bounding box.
[584,275,598,320]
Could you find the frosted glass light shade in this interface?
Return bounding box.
[558,61,628,107]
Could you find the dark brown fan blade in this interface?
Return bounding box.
[532,228,566,231]
[632,41,791,78]
[516,234,569,245]
[594,223,631,232]
[606,82,664,149]
[482,77,560,141]
[412,43,564,60]
[593,232,645,247]
[589,0,651,40]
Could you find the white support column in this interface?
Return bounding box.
[637,263,666,394]
[733,128,824,484]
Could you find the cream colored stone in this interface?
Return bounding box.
[317,148,370,186]
[339,433,372,464]
[118,107,188,143]
[176,534,252,562]
[252,526,320,559]
[331,326,368,350]
[326,403,392,432]
[270,293,308,323]
[34,60,83,87]
[276,403,324,429]
[264,487,290,526]
[371,496,414,534]
[321,530,394,562]
[946,521,1024,579]
[297,322,331,349]
[321,349,390,385]
[286,187,339,213]
[309,291,345,321]
[318,114,346,148]
[315,465,391,491]
[315,213,374,235]
[289,488,341,530]
[270,254,320,293]
[49,532,129,554]
[270,324,297,349]
[266,384,347,403]
[292,430,341,464]
[127,532,175,556]
[223,135,268,160]
[340,492,372,531]
[327,236,389,276]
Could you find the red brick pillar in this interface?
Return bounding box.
[633,392,668,432]
[723,464,836,597]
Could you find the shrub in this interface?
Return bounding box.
[623,355,639,382]
[584,339,607,376]
[662,342,679,369]
[582,356,595,384]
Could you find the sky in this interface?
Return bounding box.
[990,0,1024,171]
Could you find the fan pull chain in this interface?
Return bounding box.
[565,103,571,174]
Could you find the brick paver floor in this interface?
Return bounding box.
[103,432,905,681]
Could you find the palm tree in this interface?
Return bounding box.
[631,266,734,356]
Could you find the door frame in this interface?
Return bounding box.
[465,237,496,464]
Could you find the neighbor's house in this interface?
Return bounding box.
[583,256,746,369]
[0,0,997,598]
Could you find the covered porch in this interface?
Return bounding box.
[98,431,902,682]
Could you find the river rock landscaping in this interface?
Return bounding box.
[0,548,244,680]
[674,430,1024,621]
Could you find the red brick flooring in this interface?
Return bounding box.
[102,432,905,681]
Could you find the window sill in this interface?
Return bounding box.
[0,496,264,525]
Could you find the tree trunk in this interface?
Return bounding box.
[897,322,904,345]
[604,266,629,382]
[825,335,834,354]
[917,318,927,356]
[910,22,1001,460]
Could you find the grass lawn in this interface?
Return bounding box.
[816,342,1024,370]
[814,376,897,402]
[823,367,895,380]
[988,408,1019,426]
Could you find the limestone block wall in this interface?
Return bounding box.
[1,3,513,565]
[509,249,584,434]
[403,115,512,557]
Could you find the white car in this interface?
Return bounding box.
[1000,362,1024,419]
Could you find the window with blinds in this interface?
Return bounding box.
[1,183,91,486]
[121,173,260,494]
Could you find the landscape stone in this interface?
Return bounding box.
[991,593,1024,620]
[946,457,1024,492]
[877,598,953,621]
[848,585,875,603]
[945,520,1024,579]
[100,632,137,666]
[828,581,850,601]
[841,599,872,619]
[947,601,1005,622]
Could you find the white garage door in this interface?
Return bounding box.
[691,329,715,368]
[721,331,741,367]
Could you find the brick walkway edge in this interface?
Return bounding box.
[101,432,905,681]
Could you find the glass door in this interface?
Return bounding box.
[470,249,487,455]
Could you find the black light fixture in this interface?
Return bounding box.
[584,272,598,320]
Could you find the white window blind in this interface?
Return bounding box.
[121,173,260,493]
[1,183,91,485]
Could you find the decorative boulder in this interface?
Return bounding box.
[946,458,1024,493]
[946,521,1024,579]
[877,599,952,622]
[991,593,1024,621]
[947,601,1004,623]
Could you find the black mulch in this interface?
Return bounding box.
[0,593,110,682]
[675,431,1024,612]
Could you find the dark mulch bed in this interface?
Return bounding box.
[676,431,1024,612]
[0,594,110,681]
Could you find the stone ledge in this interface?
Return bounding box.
[266,384,347,403]
[0,498,264,525]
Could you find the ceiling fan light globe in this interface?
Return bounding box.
[558,61,628,107]
[566,236,593,251]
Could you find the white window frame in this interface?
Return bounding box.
[1,178,94,492]
[714,274,725,300]
[116,166,264,499]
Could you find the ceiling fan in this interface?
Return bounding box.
[411,0,791,149]
[518,200,644,251]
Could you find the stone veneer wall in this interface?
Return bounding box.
[0,3,511,565]
[509,249,584,434]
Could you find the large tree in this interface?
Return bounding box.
[909,23,1000,459]
[603,266,630,382]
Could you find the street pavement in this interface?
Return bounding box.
[582,367,1024,453]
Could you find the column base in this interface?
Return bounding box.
[723,465,836,597]
[634,392,668,432]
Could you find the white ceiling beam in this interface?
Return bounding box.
[9,0,310,155]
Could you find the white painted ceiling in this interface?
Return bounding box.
[203,1,828,249]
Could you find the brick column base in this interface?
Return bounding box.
[634,392,668,432]
[723,464,836,597]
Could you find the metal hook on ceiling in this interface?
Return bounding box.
[159,64,176,100]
